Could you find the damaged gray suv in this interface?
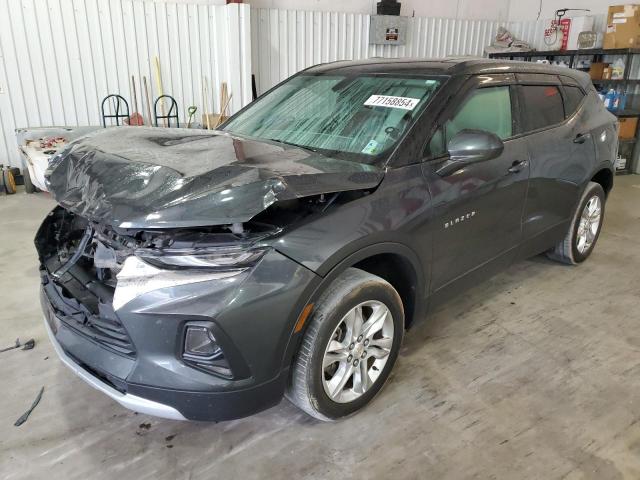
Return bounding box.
[38,58,616,421]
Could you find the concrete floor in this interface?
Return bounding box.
[1,177,639,480]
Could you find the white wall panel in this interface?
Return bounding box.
[251,8,504,95]
[509,1,609,23]
[0,0,614,172]
[251,8,617,97]
[247,0,512,22]
[0,0,251,168]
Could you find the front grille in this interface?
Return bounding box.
[43,273,136,357]
[37,209,136,357]
[70,312,136,357]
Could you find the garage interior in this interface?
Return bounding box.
[1,0,640,479]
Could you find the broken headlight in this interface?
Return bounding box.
[135,245,269,271]
[112,246,269,310]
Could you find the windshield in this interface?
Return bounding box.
[223,74,442,164]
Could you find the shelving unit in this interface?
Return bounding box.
[489,48,640,175]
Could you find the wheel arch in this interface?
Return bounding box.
[590,167,613,197]
[280,242,426,370]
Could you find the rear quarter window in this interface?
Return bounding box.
[520,85,565,132]
[563,86,586,117]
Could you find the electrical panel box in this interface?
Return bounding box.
[369,15,408,45]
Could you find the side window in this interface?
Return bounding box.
[563,86,586,118]
[520,85,565,131]
[425,128,445,158]
[425,86,512,158]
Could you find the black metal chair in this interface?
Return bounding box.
[101,94,130,127]
[154,95,179,127]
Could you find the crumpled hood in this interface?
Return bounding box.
[45,127,384,228]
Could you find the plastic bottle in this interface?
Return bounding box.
[604,88,616,110]
[612,89,621,111]
[618,87,628,111]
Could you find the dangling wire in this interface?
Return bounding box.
[536,0,543,21]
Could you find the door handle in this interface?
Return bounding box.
[508,160,528,174]
[573,132,591,144]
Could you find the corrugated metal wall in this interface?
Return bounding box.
[250,10,616,96]
[0,3,619,170]
[0,0,252,168]
[251,8,507,95]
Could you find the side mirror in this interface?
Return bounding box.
[436,129,504,177]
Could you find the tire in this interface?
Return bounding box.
[22,166,36,194]
[547,181,605,265]
[286,268,404,421]
[2,169,16,195]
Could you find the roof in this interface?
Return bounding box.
[306,57,591,86]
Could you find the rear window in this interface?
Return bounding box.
[563,86,586,117]
[520,85,565,132]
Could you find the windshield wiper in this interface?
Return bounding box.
[266,138,346,158]
[267,138,317,151]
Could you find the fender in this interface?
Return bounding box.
[277,241,427,371]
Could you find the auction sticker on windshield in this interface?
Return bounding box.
[364,95,420,110]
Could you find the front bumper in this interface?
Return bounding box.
[44,317,186,420]
[40,248,319,421]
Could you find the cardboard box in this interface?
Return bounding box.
[201,113,229,129]
[589,62,609,79]
[604,4,640,49]
[618,117,638,139]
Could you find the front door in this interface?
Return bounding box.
[421,77,530,293]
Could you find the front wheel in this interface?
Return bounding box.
[548,181,605,265]
[286,268,404,421]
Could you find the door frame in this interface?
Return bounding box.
[419,72,523,163]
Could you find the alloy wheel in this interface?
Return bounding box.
[576,195,601,254]
[321,301,394,403]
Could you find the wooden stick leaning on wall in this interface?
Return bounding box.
[214,82,230,128]
[202,77,212,130]
[143,76,153,127]
[216,93,232,128]
[129,76,143,126]
[153,57,167,127]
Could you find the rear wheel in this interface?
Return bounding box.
[286,268,404,421]
[547,181,605,264]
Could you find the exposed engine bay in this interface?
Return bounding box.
[36,190,363,311]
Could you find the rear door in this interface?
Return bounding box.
[422,74,530,292]
[516,74,597,254]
